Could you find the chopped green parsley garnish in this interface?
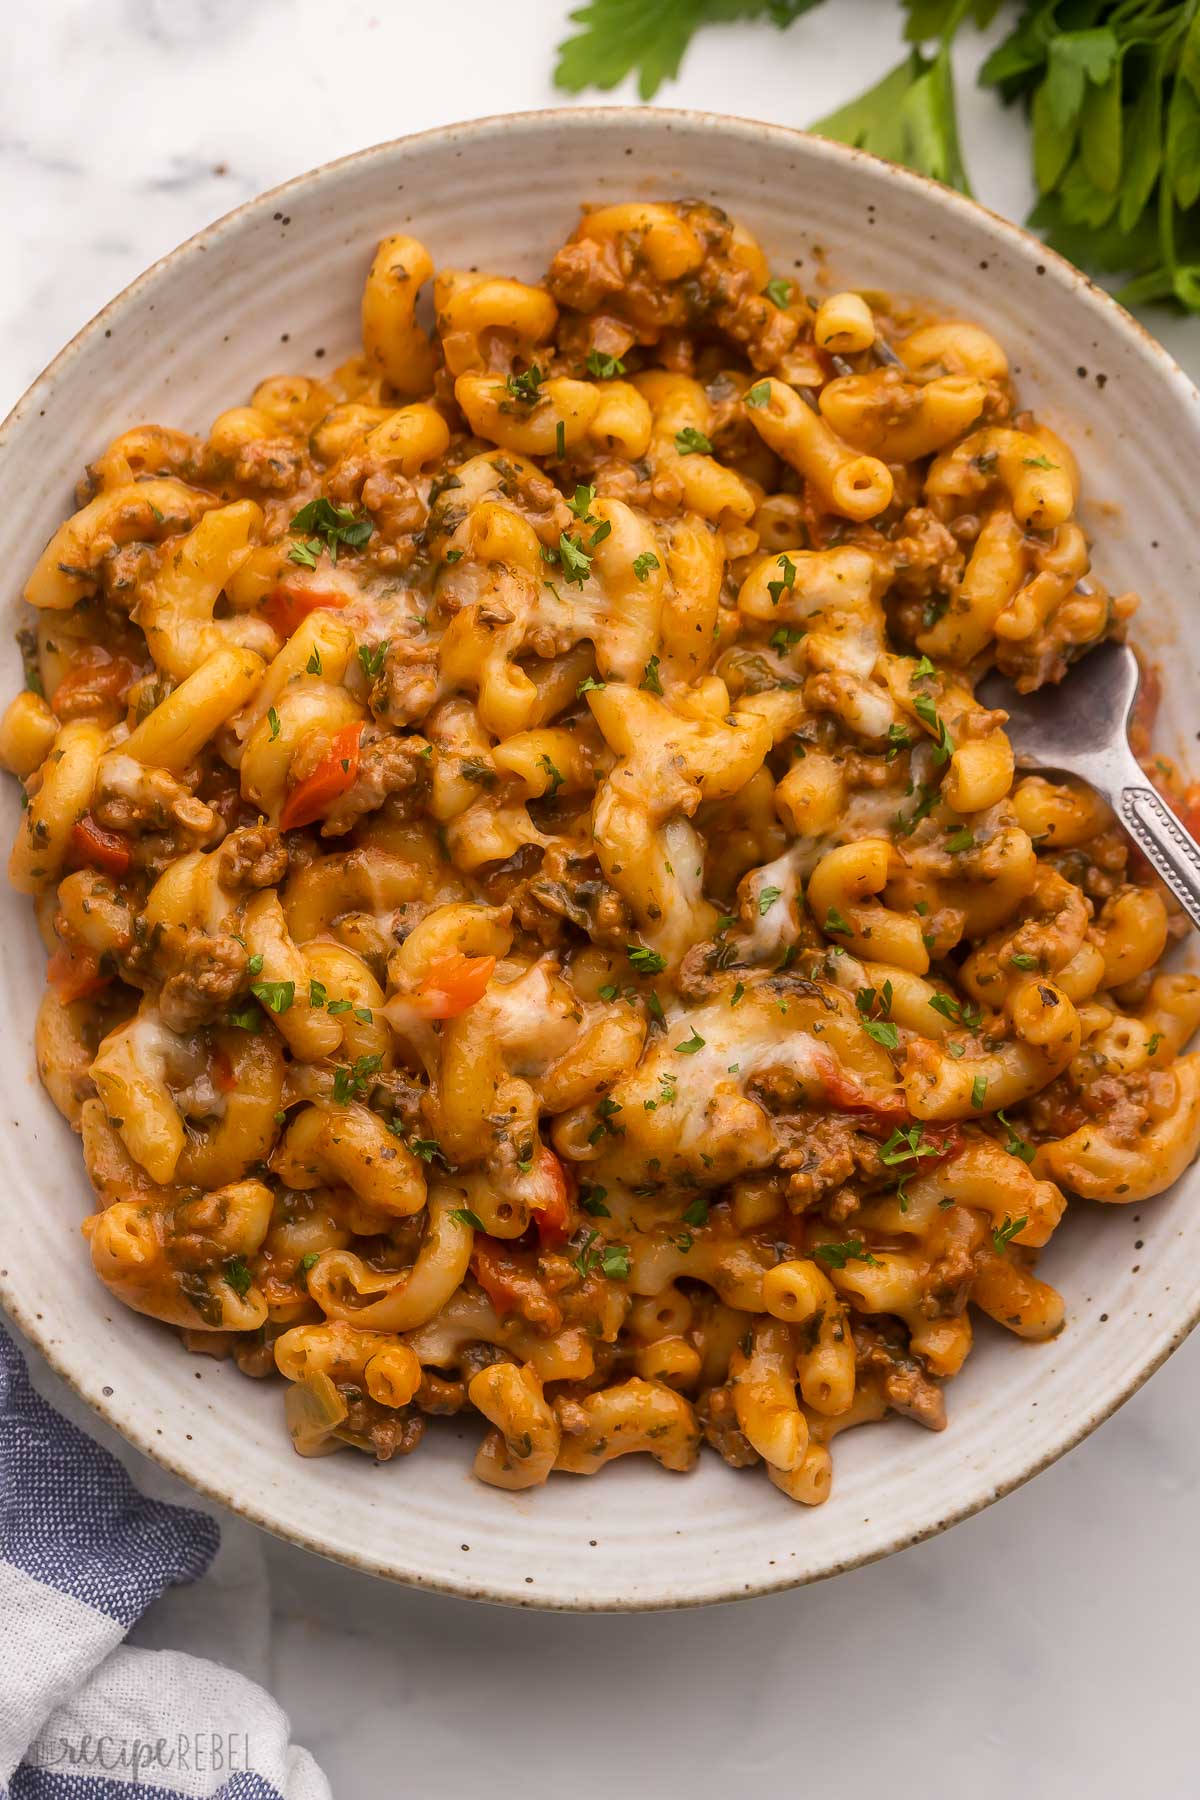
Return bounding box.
[992,1213,1028,1252]
[251,980,295,1014]
[814,1239,880,1269]
[288,496,372,562]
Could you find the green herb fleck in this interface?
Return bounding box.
[449,1207,485,1230]
[640,654,664,695]
[288,496,372,563]
[675,426,712,455]
[814,1239,880,1270]
[992,1213,1028,1253]
[251,979,295,1014]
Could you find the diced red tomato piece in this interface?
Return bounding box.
[528,1145,572,1244]
[69,815,132,877]
[470,1238,525,1317]
[410,953,497,1020]
[47,945,110,1004]
[212,1048,238,1093]
[823,1060,909,1117]
[261,584,349,638]
[279,723,362,831]
[50,652,137,719]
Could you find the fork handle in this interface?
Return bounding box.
[1118,779,1200,932]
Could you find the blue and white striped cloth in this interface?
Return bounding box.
[0,1323,330,1799]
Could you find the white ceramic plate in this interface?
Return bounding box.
[2,109,1198,1610]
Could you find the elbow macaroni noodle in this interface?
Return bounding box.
[6,197,1198,1507]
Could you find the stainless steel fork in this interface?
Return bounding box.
[979,639,1200,931]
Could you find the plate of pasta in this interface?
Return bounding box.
[2,108,1199,1609]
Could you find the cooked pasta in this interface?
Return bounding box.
[8,197,1199,1505]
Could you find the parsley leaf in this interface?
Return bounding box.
[408,1137,444,1163]
[505,364,544,406]
[586,348,626,377]
[880,1124,939,1166]
[675,425,713,455]
[893,780,939,837]
[996,1108,1036,1164]
[627,944,667,976]
[223,1255,253,1298]
[558,531,593,584]
[856,980,893,1020]
[449,1207,485,1230]
[538,752,565,797]
[992,1213,1029,1253]
[332,1053,384,1105]
[357,641,389,680]
[288,537,322,570]
[758,884,782,916]
[767,553,796,607]
[555,0,826,101]
[745,379,771,407]
[812,24,974,195]
[632,550,660,581]
[600,1244,632,1280]
[927,992,982,1030]
[640,653,664,695]
[251,979,295,1014]
[912,691,955,763]
[588,1095,624,1145]
[573,1228,600,1278]
[675,1030,706,1054]
[814,1238,881,1270]
[579,1184,611,1217]
[288,497,373,563]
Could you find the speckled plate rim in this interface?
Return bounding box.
[2,106,1199,1611]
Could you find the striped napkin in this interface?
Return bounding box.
[0,1323,331,1799]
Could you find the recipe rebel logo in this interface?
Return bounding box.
[26,1728,256,1783]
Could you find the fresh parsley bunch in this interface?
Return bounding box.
[981,1,1200,310]
[553,0,1200,312]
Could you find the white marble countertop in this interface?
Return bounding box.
[6,5,1200,1796]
